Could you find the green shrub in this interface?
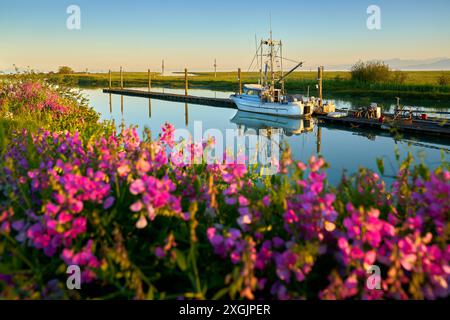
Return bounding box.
[437,73,450,86]
[351,60,391,83]
[58,66,74,75]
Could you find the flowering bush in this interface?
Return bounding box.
[0,81,449,300]
[0,79,104,137]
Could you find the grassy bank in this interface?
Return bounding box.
[7,70,450,101]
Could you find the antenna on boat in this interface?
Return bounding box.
[269,13,275,93]
[269,13,272,41]
[280,39,284,95]
[255,34,260,84]
[260,38,264,86]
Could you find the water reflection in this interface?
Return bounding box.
[231,111,324,164]
[86,88,449,184]
[317,126,322,154]
[230,111,314,136]
[149,98,152,118]
[109,93,112,114]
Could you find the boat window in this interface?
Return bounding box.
[244,90,259,96]
[274,90,280,102]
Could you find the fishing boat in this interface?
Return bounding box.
[230,30,312,118]
[230,84,312,118]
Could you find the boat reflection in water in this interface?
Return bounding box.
[229,111,315,175]
[230,110,314,137]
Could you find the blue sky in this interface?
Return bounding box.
[1,0,449,72]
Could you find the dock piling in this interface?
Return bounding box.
[396,97,401,111]
[317,66,323,107]
[109,70,112,89]
[148,69,151,92]
[185,68,188,96]
[238,68,242,95]
[214,58,217,78]
[120,67,123,89]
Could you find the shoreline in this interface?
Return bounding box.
[3,71,450,105]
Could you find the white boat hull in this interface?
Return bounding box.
[230,111,314,135]
[230,95,311,118]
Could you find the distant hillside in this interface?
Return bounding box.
[391,58,450,71]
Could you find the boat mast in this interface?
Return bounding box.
[280,40,284,95]
[260,39,263,86]
[255,35,261,85]
[269,20,275,93]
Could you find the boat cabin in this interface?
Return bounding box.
[243,84,284,103]
[243,84,264,96]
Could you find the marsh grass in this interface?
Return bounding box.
[9,70,448,101]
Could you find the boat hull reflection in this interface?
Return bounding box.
[230,110,314,136]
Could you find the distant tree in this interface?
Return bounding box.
[351,60,391,83]
[58,66,74,74]
[437,73,450,86]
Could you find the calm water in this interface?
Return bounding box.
[83,88,449,185]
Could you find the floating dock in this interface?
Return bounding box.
[316,115,450,137]
[103,88,236,109]
[104,88,450,138]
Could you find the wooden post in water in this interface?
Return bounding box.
[238,68,242,95]
[109,70,112,89]
[148,98,152,118]
[148,69,151,92]
[185,68,188,96]
[316,126,322,154]
[185,103,189,126]
[317,66,323,107]
[120,67,123,89]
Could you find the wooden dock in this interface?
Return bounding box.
[103,88,237,109]
[317,115,450,137]
[104,87,450,138]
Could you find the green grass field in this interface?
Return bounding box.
[3,70,450,100]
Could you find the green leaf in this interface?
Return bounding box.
[212,287,229,300]
[174,249,187,271]
[376,158,385,175]
[146,285,155,300]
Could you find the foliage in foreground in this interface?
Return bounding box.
[0,80,449,300]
